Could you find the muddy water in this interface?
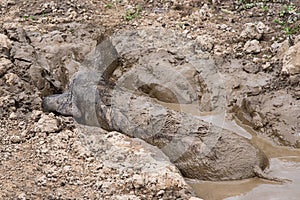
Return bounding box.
[157,101,300,200]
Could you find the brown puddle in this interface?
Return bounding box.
[156,101,300,200]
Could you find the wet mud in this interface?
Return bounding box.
[189,154,300,200]
[41,28,299,196]
[159,98,300,199]
[43,37,269,181]
[182,108,300,200]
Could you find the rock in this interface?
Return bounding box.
[244,40,261,54]
[218,24,229,30]
[7,0,16,5]
[240,22,266,40]
[0,34,12,58]
[35,114,60,133]
[252,112,264,128]
[10,44,35,63]
[289,75,300,85]
[276,39,290,59]
[156,190,164,196]
[262,62,271,70]
[72,140,92,159]
[282,42,300,75]
[112,195,140,200]
[77,126,194,198]
[10,135,21,143]
[4,73,21,86]
[292,87,300,99]
[198,4,212,20]
[256,21,267,34]
[27,29,95,92]
[132,174,144,188]
[9,112,17,120]
[242,62,259,73]
[35,175,47,186]
[189,197,204,200]
[195,34,214,52]
[5,28,27,42]
[29,65,55,96]
[17,193,26,200]
[31,110,43,121]
[0,58,13,77]
[271,41,281,53]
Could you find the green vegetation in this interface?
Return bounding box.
[275,3,299,35]
[283,26,299,35]
[236,0,265,10]
[261,4,269,12]
[23,15,36,21]
[125,5,142,21]
[235,1,299,36]
[30,15,36,20]
[105,3,113,9]
[279,4,296,17]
